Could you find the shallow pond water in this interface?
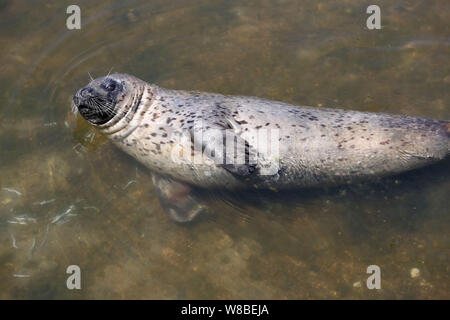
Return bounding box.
[0,0,448,299]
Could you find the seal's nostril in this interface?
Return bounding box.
[80,88,88,97]
[80,87,93,98]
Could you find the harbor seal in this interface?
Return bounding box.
[73,73,449,221]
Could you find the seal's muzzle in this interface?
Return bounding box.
[73,76,124,125]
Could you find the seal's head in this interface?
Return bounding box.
[73,73,139,125]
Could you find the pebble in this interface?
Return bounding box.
[410,268,420,278]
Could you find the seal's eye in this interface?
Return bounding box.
[106,82,116,92]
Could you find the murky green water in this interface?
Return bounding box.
[0,0,449,299]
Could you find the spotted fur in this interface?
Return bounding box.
[75,73,449,190]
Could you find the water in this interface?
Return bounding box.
[0,0,449,299]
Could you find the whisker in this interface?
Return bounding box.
[106,67,114,79]
[87,98,101,113]
[90,97,117,117]
[71,100,78,114]
[88,72,94,81]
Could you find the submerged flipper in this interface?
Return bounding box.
[151,173,206,223]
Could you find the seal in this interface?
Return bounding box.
[73,73,449,221]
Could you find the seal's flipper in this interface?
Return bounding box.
[151,174,206,223]
[191,124,262,178]
[222,162,257,177]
